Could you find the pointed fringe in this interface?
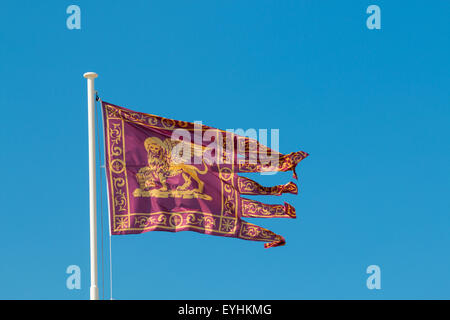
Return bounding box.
[284,202,296,218]
[238,221,286,248]
[264,235,286,248]
[236,150,309,178]
[279,151,309,179]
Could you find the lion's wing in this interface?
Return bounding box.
[166,139,211,164]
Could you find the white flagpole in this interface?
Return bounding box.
[84,72,99,300]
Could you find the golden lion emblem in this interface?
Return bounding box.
[133,137,212,200]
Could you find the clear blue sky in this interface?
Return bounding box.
[0,1,449,299]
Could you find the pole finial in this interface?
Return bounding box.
[84,72,98,79]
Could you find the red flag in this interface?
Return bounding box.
[102,101,308,248]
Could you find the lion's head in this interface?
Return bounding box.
[144,137,168,166]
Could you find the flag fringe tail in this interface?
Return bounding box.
[236,151,309,179]
[238,220,286,248]
[241,198,296,218]
[236,176,298,196]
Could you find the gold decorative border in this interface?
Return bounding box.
[105,106,130,231]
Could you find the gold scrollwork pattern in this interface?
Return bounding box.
[186,214,216,229]
[222,180,237,217]
[241,198,287,218]
[134,214,168,228]
[106,112,129,222]
[109,123,121,145]
[238,177,258,194]
[240,223,275,240]
[113,178,127,212]
[237,176,299,196]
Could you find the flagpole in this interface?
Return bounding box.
[84,72,99,300]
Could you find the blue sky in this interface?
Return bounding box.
[0,1,449,299]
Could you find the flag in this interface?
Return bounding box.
[102,101,308,248]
